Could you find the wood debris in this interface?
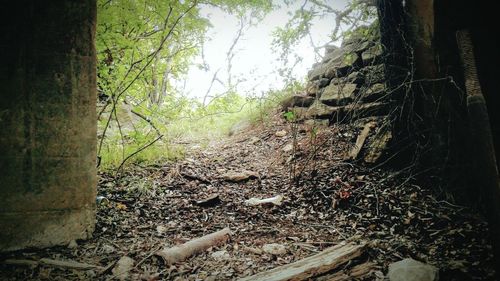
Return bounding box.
[245,195,284,206]
[238,242,366,281]
[156,228,231,265]
[0,114,495,280]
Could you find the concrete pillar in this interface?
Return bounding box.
[0,1,97,251]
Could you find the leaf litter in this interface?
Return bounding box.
[0,114,496,280]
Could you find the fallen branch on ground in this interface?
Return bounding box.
[2,258,102,270]
[238,241,367,281]
[156,228,231,265]
[245,195,284,206]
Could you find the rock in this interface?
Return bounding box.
[324,45,339,56]
[112,256,135,281]
[388,258,438,281]
[102,244,116,254]
[342,34,363,48]
[282,143,294,153]
[347,71,364,84]
[262,243,287,255]
[308,64,328,81]
[361,64,386,84]
[304,119,329,128]
[353,116,385,128]
[320,83,357,106]
[249,136,260,145]
[243,246,263,255]
[318,78,331,88]
[364,128,392,164]
[67,240,78,249]
[306,101,342,119]
[361,44,384,65]
[349,102,391,119]
[211,250,230,261]
[275,130,287,137]
[309,48,362,81]
[156,225,168,234]
[322,48,344,64]
[281,94,314,110]
[324,52,360,78]
[222,170,259,182]
[290,107,308,119]
[306,81,321,96]
[360,83,387,102]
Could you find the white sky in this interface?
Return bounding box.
[182,1,349,101]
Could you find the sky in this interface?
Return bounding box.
[182,1,349,101]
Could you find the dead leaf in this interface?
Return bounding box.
[116,203,128,211]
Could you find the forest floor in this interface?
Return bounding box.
[0,113,497,280]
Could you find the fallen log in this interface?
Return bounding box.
[349,122,375,159]
[2,258,101,270]
[156,228,231,265]
[238,241,366,281]
[315,261,376,281]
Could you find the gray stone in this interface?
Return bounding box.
[347,71,364,84]
[324,52,360,78]
[307,64,328,81]
[344,39,373,54]
[309,47,363,81]
[342,35,363,48]
[211,250,231,261]
[362,44,384,66]
[304,119,330,127]
[322,48,344,64]
[262,243,287,255]
[222,170,259,182]
[360,83,387,102]
[388,258,438,281]
[290,107,308,120]
[320,83,357,106]
[318,78,331,88]
[281,94,314,110]
[361,64,386,84]
[305,81,321,96]
[282,143,294,153]
[306,101,342,119]
[347,102,392,119]
[364,128,392,164]
[324,45,339,56]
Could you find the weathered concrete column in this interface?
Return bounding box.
[0,1,97,251]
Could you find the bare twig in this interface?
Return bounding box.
[116,135,163,176]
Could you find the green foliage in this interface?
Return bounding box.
[342,20,380,42]
[271,0,377,80]
[283,111,296,122]
[96,0,273,170]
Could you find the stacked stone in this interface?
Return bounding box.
[284,33,390,124]
[282,32,394,163]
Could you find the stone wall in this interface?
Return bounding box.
[282,30,393,163]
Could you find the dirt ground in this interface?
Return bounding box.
[0,114,496,280]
